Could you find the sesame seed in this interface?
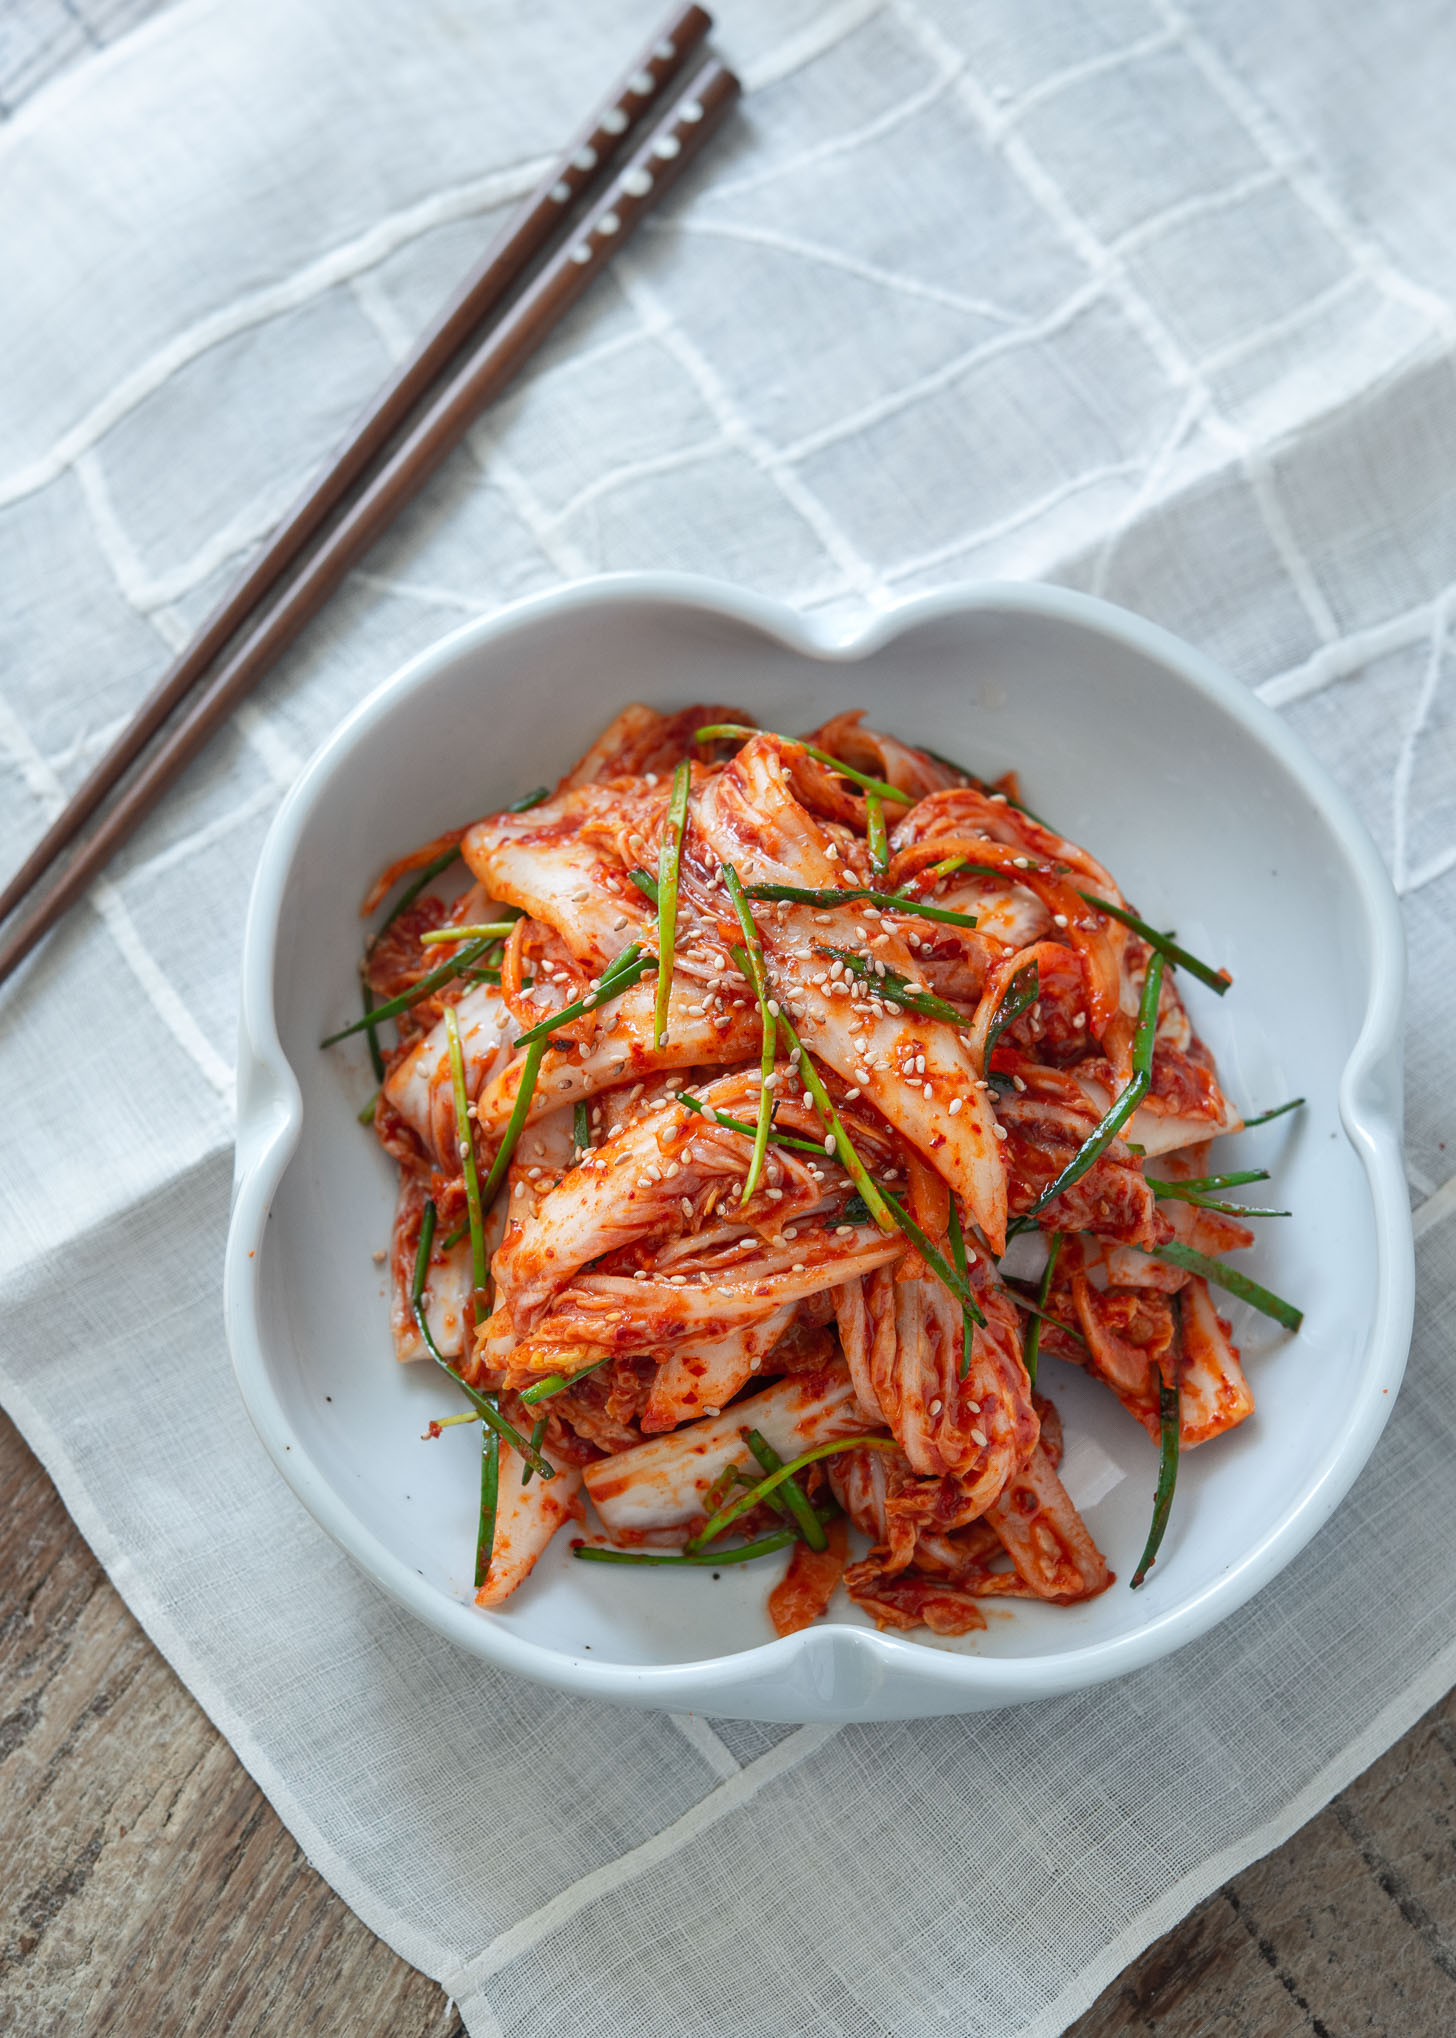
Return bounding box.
[993,1124,1008,1141]
[633,1268,647,1280]
[791,1262,807,1274]
[703,1406,720,1417]
[948,1097,963,1115]
[971,1428,987,1447]
[922,1083,933,1099]
[767,1187,784,1201]
[1074,1013,1087,1029]
[1014,856,1031,869]
[824,1134,837,1155]
[825,843,839,860]
[929,1398,943,1416]
[669,1273,687,1285]
[680,1197,693,1218]
[644,771,659,786]
[1054,913,1069,927]
[766,998,781,1017]
[845,1087,861,1101]
[915,1054,926,1075]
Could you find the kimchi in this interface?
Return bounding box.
[325,706,1302,1637]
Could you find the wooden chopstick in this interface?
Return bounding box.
[0,1,712,940]
[0,58,740,992]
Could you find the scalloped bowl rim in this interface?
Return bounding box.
[224,573,1413,1713]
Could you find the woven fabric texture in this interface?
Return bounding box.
[2,3,1454,2033]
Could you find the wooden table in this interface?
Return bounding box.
[4,13,1454,2035]
[3,1410,1454,2036]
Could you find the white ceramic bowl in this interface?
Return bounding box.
[226,576,1413,1721]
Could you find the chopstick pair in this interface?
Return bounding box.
[0,6,739,991]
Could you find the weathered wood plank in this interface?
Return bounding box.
[0,1411,461,2038]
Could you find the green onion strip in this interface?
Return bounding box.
[689,1435,900,1551]
[1149,1241,1303,1332]
[1020,1232,1063,1392]
[419,921,518,948]
[1017,951,1166,1226]
[520,1355,614,1405]
[946,1199,975,1382]
[865,792,889,872]
[511,942,646,1049]
[475,1431,500,1587]
[654,760,691,1048]
[817,947,965,1026]
[409,1201,554,1478]
[722,863,775,1203]
[694,724,914,806]
[376,845,462,936]
[1242,1097,1305,1129]
[879,1187,987,1330]
[1076,893,1228,995]
[982,960,1039,1078]
[321,936,492,1045]
[1131,1339,1181,1590]
[476,1038,548,1210]
[574,1530,800,1567]
[744,882,977,931]
[743,1428,828,1552]
[769,1008,895,1234]
[445,1005,488,1326]
[675,1091,826,1157]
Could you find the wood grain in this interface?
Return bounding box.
[3,1407,1456,2036]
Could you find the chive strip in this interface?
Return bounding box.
[574,1529,800,1567]
[947,1200,975,1382]
[1149,1241,1303,1332]
[693,724,913,805]
[511,942,646,1048]
[1077,893,1229,995]
[321,936,492,1044]
[654,759,691,1047]
[1161,1193,1289,1218]
[1242,1097,1305,1129]
[878,1187,987,1328]
[475,1431,500,1587]
[770,1010,895,1233]
[508,786,550,813]
[865,792,889,873]
[419,921,519,947]
[357,1088,380,1126]
[690,1436,899,1550]
[409,1201,554,1477]
[676,1091,827,1157]
[1149,1170,1270,1198]
[743,1428,828,1552]
[445,1005,488,1324]
[982,960,1039,1076]
[628,866,660,908]
[440,1218,468,1251]
[573,1100,590,1158]
[520,1417,548,1487]
[477,1037,548,1210]
[1008,1286,1087,1351]
[361,978,386,1081]
[1131,1355,1181,1589]
[519,1355,613,1404]
[1019,952,1165,1223]
[817,948,965,1026]
[377,845,461,936]
[744,882,977,930]
[722,863,774,1202]
[1020,1232,1063,1392]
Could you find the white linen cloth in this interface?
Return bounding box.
[3,2,1455,2031]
